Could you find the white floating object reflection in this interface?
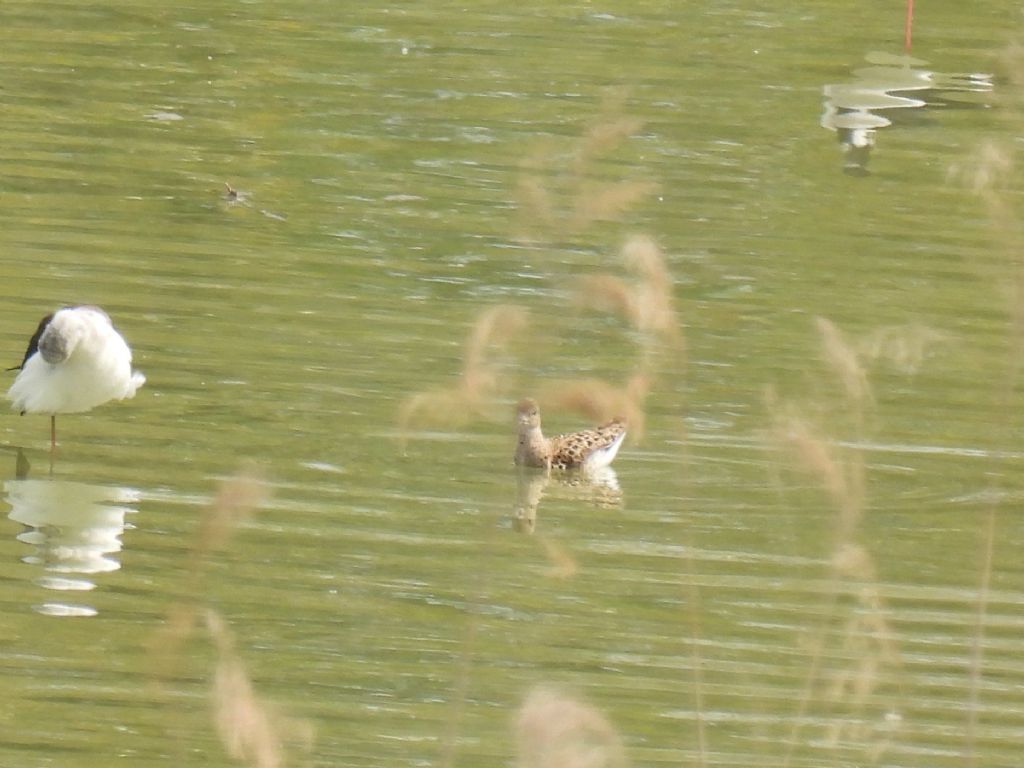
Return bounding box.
[35,603,99,618]
[37,576,96,591]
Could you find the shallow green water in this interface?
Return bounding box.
[1,2,1022,766]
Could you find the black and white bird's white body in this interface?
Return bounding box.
[7,306,146,449]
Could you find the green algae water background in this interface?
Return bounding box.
[0,2,1022,766]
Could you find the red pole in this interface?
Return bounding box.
[904,0,914,52]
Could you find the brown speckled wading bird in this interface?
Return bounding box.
[514,398,626,473]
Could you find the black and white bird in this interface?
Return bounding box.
[7,306,146,449]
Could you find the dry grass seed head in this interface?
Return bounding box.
[573,86,641,172]
[815,317,872,407]
[196,467,269,556]
[623,236,682,343]
[573,275,638,319]
[148,469,267,682]
[206,610,290,768]
[857,324,946,374]
[777,416,855,518]
[398,306,529,439]
[397,389,474,438]
[516,175,558,229]
[622,235,669,285]
[575,116,647,174]
[948,140,1015,222]
[515,685,628,768]
[147,602,201,683]
[1000,42,1024,100]
[461,304,529,406]
[542,374,648,441]
[573,238,681,349]
[540,538,579,579]
[570,180,659,230]
[463,305,529,377]
[832,542,876,581]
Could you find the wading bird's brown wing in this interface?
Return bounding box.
[549,419,626,470]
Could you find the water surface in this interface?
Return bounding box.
[0,2,1022,767]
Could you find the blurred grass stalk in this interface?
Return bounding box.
[149,466,268,677]
[773,318,901,766]
[148,468,313,767]
[949,40,1024,766]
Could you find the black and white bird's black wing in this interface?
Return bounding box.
[7,313,55,372]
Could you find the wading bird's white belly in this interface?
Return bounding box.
[581,431,626,473]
